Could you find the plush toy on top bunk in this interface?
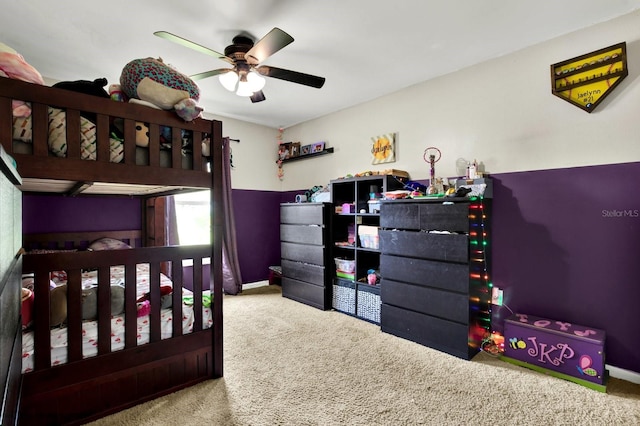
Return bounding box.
[0,41,45,117]
[118,57,203,121]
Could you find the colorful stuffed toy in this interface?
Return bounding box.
[119,57,203,121]
[0,41,45,117]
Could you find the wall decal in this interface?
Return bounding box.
[551,42,627,113]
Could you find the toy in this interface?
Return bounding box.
[52,78,111,122]
[119,57,202,121]
[174,97,203,122]
[53,77,110,99]
[0,41,45,117]
[108,83,128,102]
[136,300,151,317]
[135,122,150,147]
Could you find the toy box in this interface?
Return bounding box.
[502,313,607,392]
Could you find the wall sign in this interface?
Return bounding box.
[551,42,627,113]
[371,132,396,164]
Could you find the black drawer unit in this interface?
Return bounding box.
[280,203,332,309]
[379,196,492,360]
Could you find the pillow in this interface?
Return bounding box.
[87,237,132,251]
[81,284,125,320]
[48,107,97,159]
[50,285,67,327]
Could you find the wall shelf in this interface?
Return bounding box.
[278,147,334,164]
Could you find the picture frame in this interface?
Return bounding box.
[278,142,293,160]
[311,141,325,153]
[290,142,301,157]
[371,132,396,164]
[301,144,311,155]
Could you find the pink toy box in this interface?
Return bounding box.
[502,313,607,392]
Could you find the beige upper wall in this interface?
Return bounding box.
[225,10,640,191]
[274,10,640,191]
[202,113,283,191]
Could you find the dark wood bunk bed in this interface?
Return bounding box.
[0,76,224,425]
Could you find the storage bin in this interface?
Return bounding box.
[334,257,355,273]
[356,283,380,324]
[332,279,356,315]
[358,225,380,249]
[502,313,607,392]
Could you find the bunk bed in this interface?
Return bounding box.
[0,76,223,425]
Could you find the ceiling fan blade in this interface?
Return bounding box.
[256,66,325,89]
[245,27,294,65]
[190,68,233,81]
[154,31,233,64]
[250,90,266,103]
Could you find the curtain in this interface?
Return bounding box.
[161,137,242,294]
[221,137,243,294]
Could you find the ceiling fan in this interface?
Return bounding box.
[154,27,326,103]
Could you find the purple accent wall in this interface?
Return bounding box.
[491,162,640,374]
[21,163,640,373]
[231,189,283,284]
[230,189,303,283]
[22,194,141,234]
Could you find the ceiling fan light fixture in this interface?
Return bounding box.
[219,71,239,91]
[236,80,253,97]
[246,71,266,92]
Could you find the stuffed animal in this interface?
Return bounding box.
[135,122,150,147]
[52,78,110,122]
[108,83,128,102]
[53,77,110,99]
[80,284,125,321]
[0,41,45,117]
[119,57,202,121]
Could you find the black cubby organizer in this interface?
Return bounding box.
[329,174,407,323]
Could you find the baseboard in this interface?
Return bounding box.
[607,364,640,384]
[243,280,269,290]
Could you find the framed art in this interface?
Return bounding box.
[311,141,325,153]
[301,144,311,155]
[371,132,396,164]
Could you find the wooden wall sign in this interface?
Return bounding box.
[551,42,627,113]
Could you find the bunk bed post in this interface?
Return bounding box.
[211,119,224,378]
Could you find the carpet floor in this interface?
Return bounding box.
[89,285,640,425]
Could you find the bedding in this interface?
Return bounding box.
[11,108,204,163]
[12,107,124,162]
[21,262,213,373]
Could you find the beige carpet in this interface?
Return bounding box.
[90,285,640,426]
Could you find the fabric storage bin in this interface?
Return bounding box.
[356,283,380,324]
[332,278,356,315]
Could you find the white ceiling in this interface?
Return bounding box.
[3,1,639,128]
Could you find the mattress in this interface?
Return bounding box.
[21,263,213,373]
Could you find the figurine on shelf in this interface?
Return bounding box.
[367,269,378,286]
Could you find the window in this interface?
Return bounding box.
[174,190,211,245]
